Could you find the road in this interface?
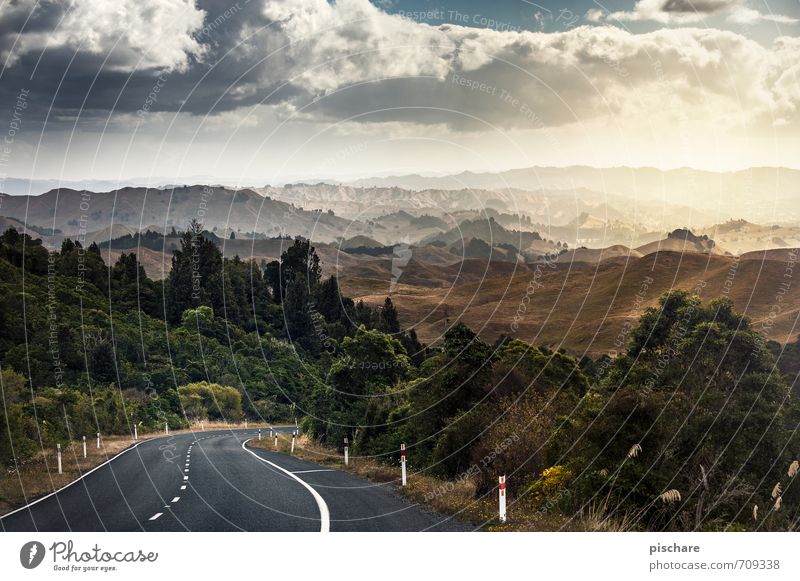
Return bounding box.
[0,428,473,532]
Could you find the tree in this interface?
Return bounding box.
[306,326,410,443]
[265,237,321,303]
[177,381,243,421]
[404,322,493,471]
[166,220,223,323]
[381,297,400,334]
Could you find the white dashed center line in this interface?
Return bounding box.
[171,497,180,503]
[149,513,163,521]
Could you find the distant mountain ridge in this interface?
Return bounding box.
[0,185,372,244]
[344,166,800,224]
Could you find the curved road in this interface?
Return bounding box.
[0,428,472,532]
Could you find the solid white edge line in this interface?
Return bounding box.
[241,438,330,533]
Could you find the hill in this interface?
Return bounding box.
[341,250,799,355]
[635,228,728,256]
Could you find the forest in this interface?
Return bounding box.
[1,221,799,531]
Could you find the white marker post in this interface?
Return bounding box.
[96,432,100,449]
[401,443,407,486]
[291,431,296,454]
[274,434,278,449]
[499,475,507,523]
[258,429,262,441]
[82,436,87,459]
[57,443,62,475]
[344,437,349,466]
[165,421,169,435]
[134,424,138,441]
[201,420,204,431]
[269,428,273,438]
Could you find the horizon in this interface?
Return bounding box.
[4,163,800,197]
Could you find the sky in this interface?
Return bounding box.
[0,0,798,187]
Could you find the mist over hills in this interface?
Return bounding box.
[343,166,800,225]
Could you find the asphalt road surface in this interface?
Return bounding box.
[1,428,473,532]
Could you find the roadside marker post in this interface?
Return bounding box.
[201,420,204,431]
[499,475,507,523]
[258,429,262,441]
[165,421,169,435]
[134,424,138,441]
[245,420,248,429]
[274,434,278,449]
[401,443,407,486]
[269,428,273,438]
[344,437,349,466]
[82,436,87,459]
[96,432,100,449]
[291,431,296,454]
[57,443,62,475]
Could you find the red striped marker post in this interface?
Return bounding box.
[499,475,507,523]
[401,443,407,486]
[344,437,349,466]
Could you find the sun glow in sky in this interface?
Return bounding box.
[0,0,798,184]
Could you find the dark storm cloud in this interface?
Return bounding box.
[0,0,292,131]
[661,0,734,13]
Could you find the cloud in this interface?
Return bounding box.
[258,0,456,92]
[597,0,798,25]
[249,1,800,131]
[2,0,207,72]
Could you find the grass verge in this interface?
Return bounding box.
[247,432,593,531]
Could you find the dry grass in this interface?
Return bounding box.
[0,434,146,515]
[0,421,276,515]
[344,251,800,355]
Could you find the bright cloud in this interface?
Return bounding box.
[2,0,207,72]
